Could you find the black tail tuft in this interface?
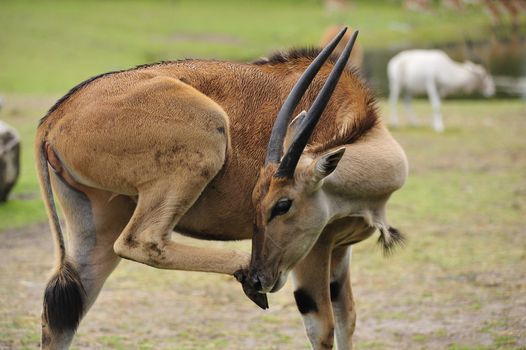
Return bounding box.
[43,260,85,333]
[377,226,406,256]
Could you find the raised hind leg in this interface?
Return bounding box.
[113,168,250,274]
[41,173,135,349]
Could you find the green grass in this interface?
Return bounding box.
[349,99,526,349]
[448,345,489,350]
[0,0,500,94]
[356,99,526,271]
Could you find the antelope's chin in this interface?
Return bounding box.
[269,271,289,293]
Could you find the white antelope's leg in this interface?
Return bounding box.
[426,79,444,132]
[292,242,335,350]
[41,173,135,350]
[113,173,249,275]
[329,246,355,350]
[403,91,419,126]
[388,77,401,128]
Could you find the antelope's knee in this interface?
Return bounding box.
[113,234,140,261]
[114,235,169,267]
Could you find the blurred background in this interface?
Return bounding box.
[0,1,525,349]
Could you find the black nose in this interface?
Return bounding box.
[250,274,263,291]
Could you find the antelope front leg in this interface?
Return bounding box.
[293,242,335,350]
[330,246,355,350]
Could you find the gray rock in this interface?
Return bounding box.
[0,120,20,203]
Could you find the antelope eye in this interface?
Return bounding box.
[270,198,293,221]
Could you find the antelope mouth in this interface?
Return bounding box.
[254,270,289,294]
[270,271,288,293]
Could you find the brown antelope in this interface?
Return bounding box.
[36,28,407,350]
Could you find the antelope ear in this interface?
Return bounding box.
[312,147,346,183]
[283,111,307,153]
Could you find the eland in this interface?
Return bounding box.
[36,28,407,350]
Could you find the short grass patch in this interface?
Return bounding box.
[0,0,501,94]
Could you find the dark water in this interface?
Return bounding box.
[363,31,526,98]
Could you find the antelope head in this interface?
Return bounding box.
[246,28,358,298]
[464,61,496,97]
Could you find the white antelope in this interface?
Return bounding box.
[388,49,495,132]
[36,28,407,350]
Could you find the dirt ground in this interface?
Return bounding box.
[1,223,524,350]
[1,98,525,349]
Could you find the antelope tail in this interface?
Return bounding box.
[36,141,85,334]
[378,226,406,256]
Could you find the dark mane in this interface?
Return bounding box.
[253,47,340,66]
